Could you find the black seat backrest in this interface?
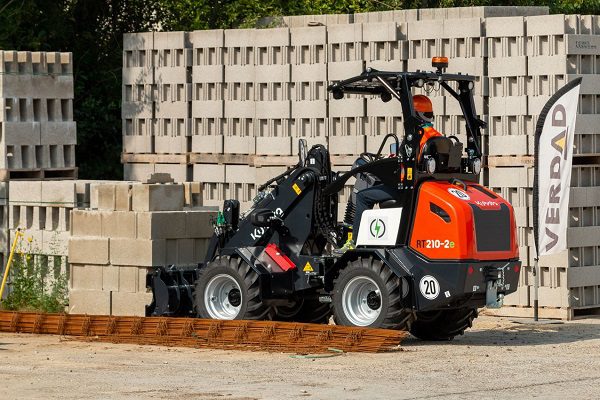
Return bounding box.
[421,136,463,172]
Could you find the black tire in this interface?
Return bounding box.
[410,307,478,341]
[194,256,273,320]
[332,257,413,330]
[274,293,332,324]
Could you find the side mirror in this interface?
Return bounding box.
[250,208,277,227]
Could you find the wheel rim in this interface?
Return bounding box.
[341,276,382,326]
[204,274,242,320]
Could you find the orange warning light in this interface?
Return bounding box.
[432,56,449,70]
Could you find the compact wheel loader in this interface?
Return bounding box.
[147,57,521,340]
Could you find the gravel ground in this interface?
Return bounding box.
[1,315,600,400]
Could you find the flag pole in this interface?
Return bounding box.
[533,257,539,321]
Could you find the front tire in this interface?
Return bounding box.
[409,308,478,340]
[332,257,412,330]
[194,256,273,320]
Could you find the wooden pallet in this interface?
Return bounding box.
[0,167,77,181]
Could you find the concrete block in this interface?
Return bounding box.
[329,98,365,118]
[101,211,136,239]
[102,266,119,291]
[9,181,42,204]
[254,27,290,47]
[123,135,153,154]
[109,238,166,267]
[117,266,139,293]
[255,137,292,156]
[190,29,224,48]
[70,264,103,291]
[95,184,116,211]
[68,237,110,265]
[408,20,443,41]
[255,101,290,119]
[223,136,255,154]
[192,100,224,118]
[488,135,529,156]
[526,14,570,36]
[224,65,255,82]
[131,184,184,212]
[443,18,482,38]
[185,211,216,238]
[255,64,291,83]
[71,210,102,237]
[488,56,527,77]
[290,63,326,82]
[224,28,255,47]
[123,163,155,182]
[41,181,76,206]
[567,226,600,248]
[290,26,326,46]
[291,100,327,119]
[327,24,362,44]
[485,16,525,37]
[193,164,225,182]
[191,134,224,154]
[136,211,186,239]
[111,291,153,316]
[488,166,530,188]
[363,22,404,42]
[528,56,566,76]
[327,60,364,81]
[192,65,224,82]
[115,183,133,211]
[224,101,255,119]
[68,289,111,315]
[225,164,255,184]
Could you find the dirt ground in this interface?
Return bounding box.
[1,315,600,400]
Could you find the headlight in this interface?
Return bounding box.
[471,157,481,174]
[426,157,436,174]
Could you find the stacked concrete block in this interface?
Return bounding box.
[255,28,293,156]
[122,33,154,154]
[291,26,329,155]
[191,29,225,154]
[223,29,257,155]
[1,51,76,174]
[68,183,217,316]
[154,32,191,155]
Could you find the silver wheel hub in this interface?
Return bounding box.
[341,276,382,326]
[204,274,242,320]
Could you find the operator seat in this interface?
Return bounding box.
[420,136,463,173]
[380,199,400,209]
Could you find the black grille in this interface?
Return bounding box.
[470,203,511,252]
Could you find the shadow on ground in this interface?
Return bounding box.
[403,318,600,347]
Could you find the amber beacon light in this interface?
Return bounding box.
[432,56,449,70]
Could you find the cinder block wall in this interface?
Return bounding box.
[122,6,600,318]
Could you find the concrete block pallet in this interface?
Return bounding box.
[0,50,77,178]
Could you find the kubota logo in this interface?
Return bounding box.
[369,218,386,238]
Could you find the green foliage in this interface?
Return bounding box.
[1,0,599,179]
[2,251,68,314]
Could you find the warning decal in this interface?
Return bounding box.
[303,262,314,272]
[292,183,302,195]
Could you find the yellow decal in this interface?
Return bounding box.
[292,183,302,195]
[348,232,353,241]
[407,168,413,180]
[303,262,314,272]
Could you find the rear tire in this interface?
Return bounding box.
[194,256,273,320]
[274,293,332,324]
[332,257,412,330]
[409,307,478,341]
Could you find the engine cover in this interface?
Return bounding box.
[409,180,519,261]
